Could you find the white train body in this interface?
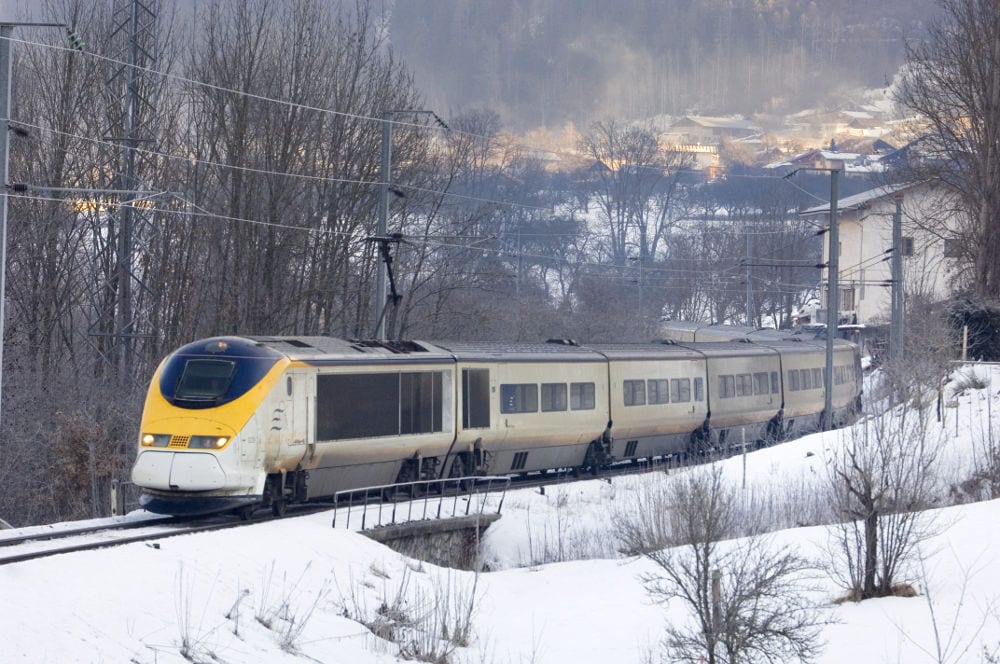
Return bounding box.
[131,330,862,515]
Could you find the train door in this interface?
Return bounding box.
[461,368,491,431]
[455,367,496,473]
[288,372,311,460]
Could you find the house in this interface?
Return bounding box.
[799,180,959,351]
[665,116,760,145]
[764,148,886,177]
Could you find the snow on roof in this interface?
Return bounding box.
[763,148,889,174]
[799,181,916,216]
[672,115,759,131]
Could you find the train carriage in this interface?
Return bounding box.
[685,341,784,449]
[131,328,864,517]
[433,341,610,477]
[133,336,460,515]
[749,337,862,436]
[588,342,708,460]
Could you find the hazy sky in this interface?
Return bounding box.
[0,1,40,22]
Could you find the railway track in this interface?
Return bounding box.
[0,505,330,566]
[0,435,784,566]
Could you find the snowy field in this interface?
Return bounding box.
[3,365,1000,663]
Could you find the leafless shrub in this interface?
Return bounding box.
[614,474,678,556]
[520,488,620,565]
[890,549,999,664]
[251,561,329,652]
[825,396,946,600]
[173,565,218,662]
[633,465,825,664]
[337,564,481,662]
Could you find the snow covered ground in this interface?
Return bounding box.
[3,365,1000,663]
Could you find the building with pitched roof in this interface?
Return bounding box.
[800,180,958,335]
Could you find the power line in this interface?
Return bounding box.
[11,34,843,217]
[2,36,835,300]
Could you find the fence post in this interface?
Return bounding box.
[110,479,125,516]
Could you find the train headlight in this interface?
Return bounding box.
[141,433,170,447]
[189,435,229,449]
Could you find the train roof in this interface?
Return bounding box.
[658,320,851,347]
[580,342,709,361]
[672,340,780,358]
[748,336,858,353]
[429,340,605,362]
[242,337,604,363]
[659,321,796,343]
[245,336,455,361]
[208,333,856,365]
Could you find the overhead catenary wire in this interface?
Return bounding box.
[3,33,830,295]
[10,119,827,259]
[6,34,839,219]
[12,190,793,286]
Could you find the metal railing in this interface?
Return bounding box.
[331,475,510,531]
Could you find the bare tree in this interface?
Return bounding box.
[895,0,1000,300]
[0,0,432,524]
[632,466,825,664]
[825,395,945,600]
[890,549,1000,664]
[577,120,693,337]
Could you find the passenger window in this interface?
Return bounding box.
[694,377,704,401]
[770,371,780,394]
[501,383,538,414]
[788,370,799,391]
[400,372,444,434]
[462,368,491,428]
[624,380,646,406]
[719,375,735,399]
[670,378,691,403]
[541,383,568,412]
[571,382,596,410]
[753,372,769,396]
[648,379,669,404]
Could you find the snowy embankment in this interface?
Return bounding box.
[2,365,999,663]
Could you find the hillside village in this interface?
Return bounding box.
[509,89,952,359]
[520,86,916,175]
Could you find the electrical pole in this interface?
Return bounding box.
[823,162,842,430]
[374,112,392,341]
[102,0,159,382]
[746,218,754,325]
[889,195,904,364]
[0,24,12,429]
[0,22,74,427]
[371,109,447,341]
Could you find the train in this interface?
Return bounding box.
[130,325,863,517]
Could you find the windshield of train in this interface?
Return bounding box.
[175,359,235,400]
[158,337,282,409]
